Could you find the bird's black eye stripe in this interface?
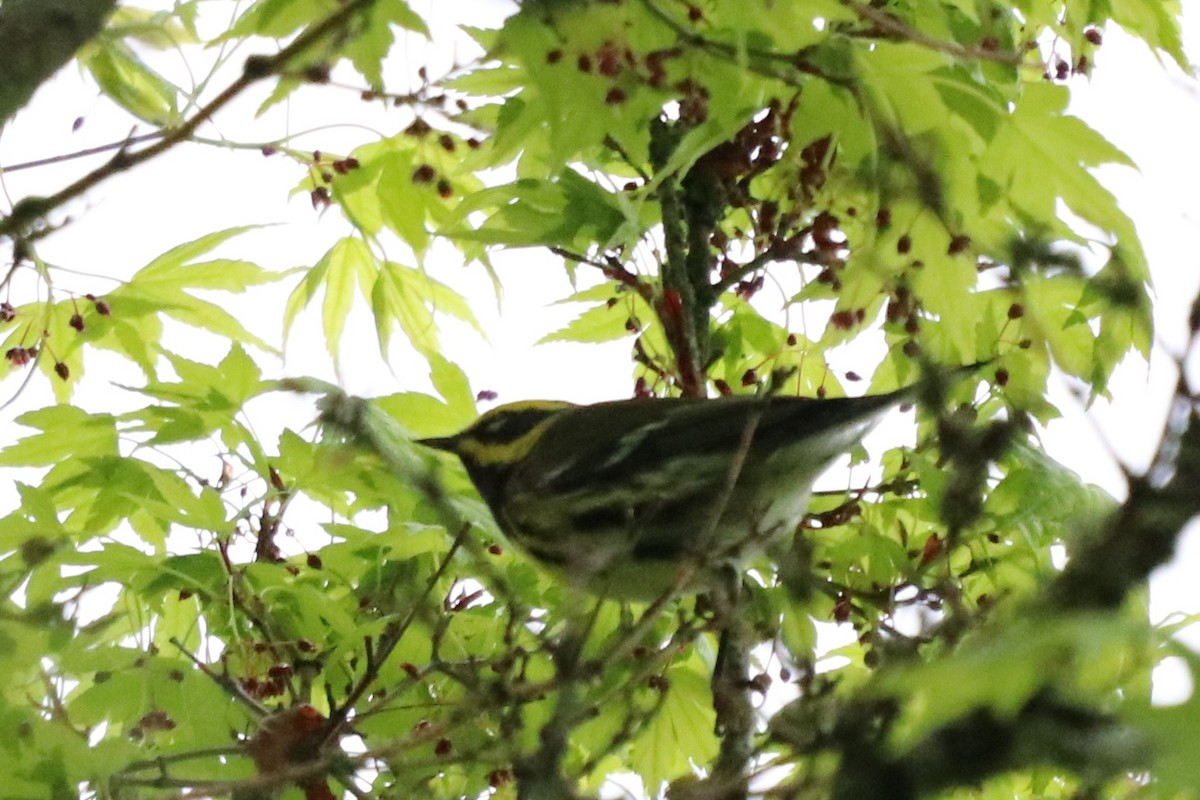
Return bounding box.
[475,409,558,443]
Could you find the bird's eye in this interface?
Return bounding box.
[481,418,509,435]
[474,406,563,442]
[477,413,526,441]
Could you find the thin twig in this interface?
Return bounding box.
[324,525,470,744]
[0,132,164,173]
[640,0,853,89]
[113,745,243,781]
[841,0,1025,65]
[602,135,651,182]
[706,416,761,799]
[170,637,268,716]
[0,0,378,238]
[549,246,652,301]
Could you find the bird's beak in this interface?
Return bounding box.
[416,435,459,453]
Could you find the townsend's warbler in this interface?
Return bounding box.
[418,374,969,599]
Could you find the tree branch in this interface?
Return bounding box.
[840,0,1025,64]
[0,0,378,238]
[649,117,706,396]
[1048,368,1200,610]
[823,692,1144,800]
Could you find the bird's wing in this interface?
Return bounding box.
[512,391,908,496]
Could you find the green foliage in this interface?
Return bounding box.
[79,36,181,126]
[0,1,1193,799]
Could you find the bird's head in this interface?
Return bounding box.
[418,400,575,507]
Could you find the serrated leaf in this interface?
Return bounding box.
[215,342,264,407]
[630,662,719,789]
[140,469,229,532]
[82,39,179,125]
[255,75,302,116]
[539,302,632,344]
[137,227,262,277]
[377,152,433,252]
[780,606,818,662]
[226,0,338,39]
[428,354,474,410]
[346,0,429,87]
[135,258,281,292]
[856,42,954,134]
[373,391,471,437]
[984,84,1145,279]
[113,345,266,449]
[1110,0,1188,70]
[287,237,380,370]
[0,408,118,466]
[106,7,199,49]
[444,171,627,250]
[111,228,279,353]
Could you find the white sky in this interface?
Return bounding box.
[1,1,1198,694]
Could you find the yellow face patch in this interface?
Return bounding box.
[456,427,543,466]
[454,401,575,467]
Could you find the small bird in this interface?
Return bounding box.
[419,379,954,598]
